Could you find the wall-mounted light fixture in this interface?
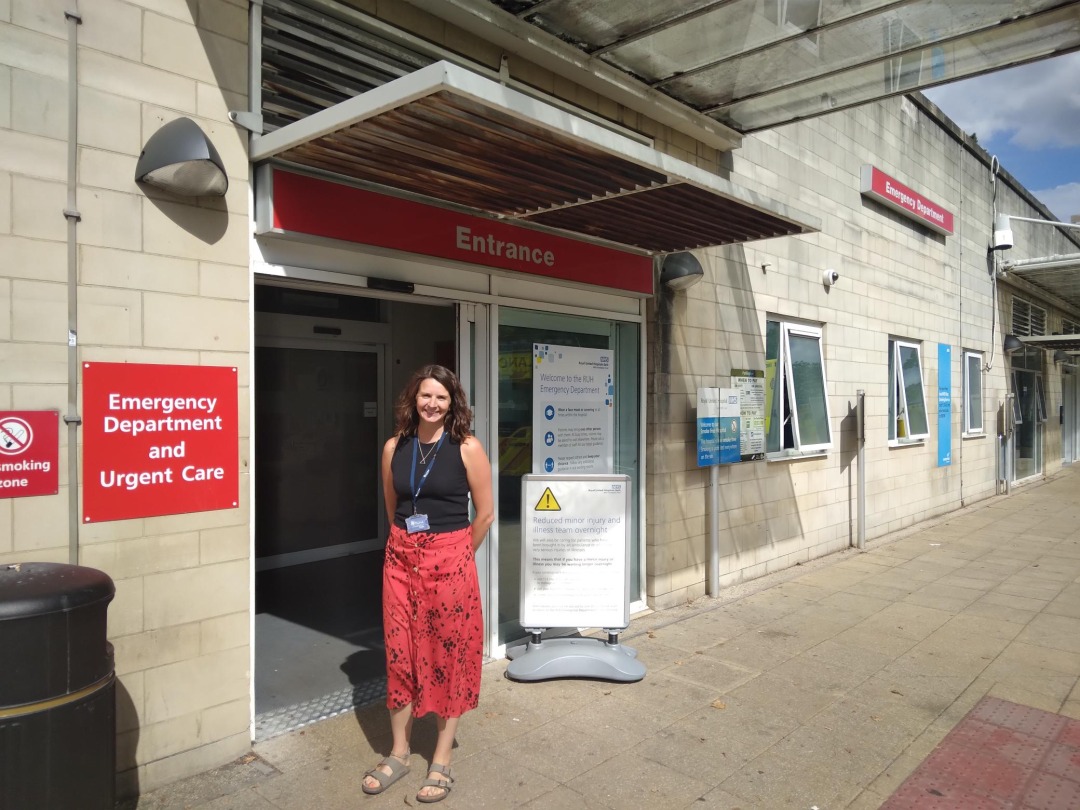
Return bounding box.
[135,118,228,197]
[660,252,704,290]
[1054,350,1070,365]
[992,213,1080,251]
[1003,334,1024,354]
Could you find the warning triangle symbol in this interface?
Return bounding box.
[534,487,561,511]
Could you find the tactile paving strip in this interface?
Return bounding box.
[254,676,387,742]
[881,697,1080,809]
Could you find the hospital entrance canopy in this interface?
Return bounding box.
[251,0,1080,258]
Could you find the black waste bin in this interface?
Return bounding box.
[0,563,116,810]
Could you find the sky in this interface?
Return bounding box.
[922,51,1080,222]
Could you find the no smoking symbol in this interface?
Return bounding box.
[0,417,33,455]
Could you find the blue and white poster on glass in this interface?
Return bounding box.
[532,344,614,474]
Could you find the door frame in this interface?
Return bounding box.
[1063,371,1080,464]
[252,260,648,660]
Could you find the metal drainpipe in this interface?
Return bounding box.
[63,6,82,564]
[856,389,865,550]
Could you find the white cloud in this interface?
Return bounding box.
[924,52,1080,148]
[1033,182,1080,222]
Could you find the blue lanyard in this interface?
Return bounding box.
[409,433,446,513]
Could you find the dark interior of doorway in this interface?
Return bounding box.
[255,553,384,712]
[253,284,456,738]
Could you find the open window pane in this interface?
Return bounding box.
[765,320,782,453]
[964,351,983,433]
[1012,371,1024,424]
[1036,376,1047,422]
[898,343,929,438]
[767,318,831,455]
[788,332,830,447]
[888,340,897,441]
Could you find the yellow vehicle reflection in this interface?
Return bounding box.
[498,426,532,476]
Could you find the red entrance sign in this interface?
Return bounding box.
[82,363,239,523]
[860,165,954,236]
[265,168,654,295]
[0,410,59,498]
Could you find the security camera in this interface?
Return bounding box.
[823,269,839,286]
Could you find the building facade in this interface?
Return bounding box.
[2,0,1079,794]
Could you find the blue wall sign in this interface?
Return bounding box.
[938,343,951,467]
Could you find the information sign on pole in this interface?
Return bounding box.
[731,369,766,459]
[532,344,614,474]
[697,388,719,467]
[520,474,631,630]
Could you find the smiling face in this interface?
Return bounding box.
[415,377,451,430]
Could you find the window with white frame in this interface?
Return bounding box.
[963,350,983,435]
[1062,318,1080,335]
[888,338,929,443]
[765,318,832,455]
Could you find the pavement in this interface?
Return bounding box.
[121,468,1080,809]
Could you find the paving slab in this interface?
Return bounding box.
[119,466,1080,810]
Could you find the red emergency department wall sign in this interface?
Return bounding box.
[82,363,239,523]
[0,410,59,498]
[860,165,954,236]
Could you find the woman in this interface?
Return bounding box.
[362,364,494,803]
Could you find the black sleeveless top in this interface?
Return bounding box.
[390,435,470,532]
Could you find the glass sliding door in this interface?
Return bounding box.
[1011,349,1045,481]
[495,307,640,645]
[255,342,383,568]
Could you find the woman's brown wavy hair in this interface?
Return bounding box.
[393,364,473,442]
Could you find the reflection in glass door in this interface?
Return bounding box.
[495,307,640,645]
[255,344,383,568]
[1064,372,1080,464]
[1011,350,1045,481]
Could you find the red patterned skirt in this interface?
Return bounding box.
[382,523,483,718]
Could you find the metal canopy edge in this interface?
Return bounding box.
[1005,254,1080,312]
[250,60,820,255]
[1018,334,1080,352]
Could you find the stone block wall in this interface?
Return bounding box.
[0,0,251,794]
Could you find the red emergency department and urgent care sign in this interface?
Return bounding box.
[0,410,59,498]
[266,168,654,295]
[860,165,954,236]
[82,363,239,523]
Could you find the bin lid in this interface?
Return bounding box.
[0,562,115,620]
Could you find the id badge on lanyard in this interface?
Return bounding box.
[407,434,445,534]
[405,513,430,533]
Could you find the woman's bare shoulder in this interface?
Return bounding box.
[460,434,487,456]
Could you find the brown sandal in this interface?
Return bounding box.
[362,750,410,795]
[416,763,453,803]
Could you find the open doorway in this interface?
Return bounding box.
[253,284,456,736]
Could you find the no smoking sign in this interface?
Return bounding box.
[0,411,59,498]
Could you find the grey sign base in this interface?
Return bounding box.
[505,637,646,683]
